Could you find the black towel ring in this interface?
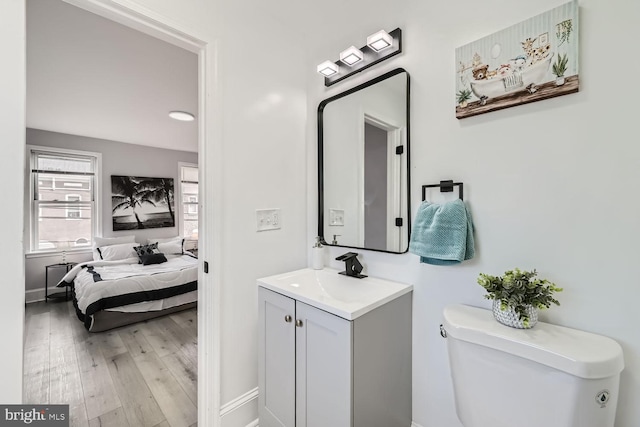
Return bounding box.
[422,180,464,201]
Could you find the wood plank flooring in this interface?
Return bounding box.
[23,301,197,427]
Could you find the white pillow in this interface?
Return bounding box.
[97,242,138,261]
[92,235,136,261]
[147,237,184,255]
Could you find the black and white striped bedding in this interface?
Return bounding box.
[59,254,198,330]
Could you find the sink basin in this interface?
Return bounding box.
[257,267,412,320]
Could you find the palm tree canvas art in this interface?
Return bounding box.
[111,175,175,230]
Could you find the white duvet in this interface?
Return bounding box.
[61,254,198,315]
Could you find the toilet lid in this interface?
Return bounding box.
[442,304,624,379]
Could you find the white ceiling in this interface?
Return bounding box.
[26,0,198,152]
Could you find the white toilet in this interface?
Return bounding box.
[442,304,624,427]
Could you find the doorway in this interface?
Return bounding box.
[362,114,404,252]
[22,0,217,425]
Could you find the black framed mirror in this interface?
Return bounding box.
[318,68,410,253]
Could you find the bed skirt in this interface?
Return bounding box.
[87,301,197,332]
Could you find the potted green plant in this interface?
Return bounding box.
[477,268,562,329]
[456,88,472,108]
[552,53,569,86]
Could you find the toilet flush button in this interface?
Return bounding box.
[595,390,610,408]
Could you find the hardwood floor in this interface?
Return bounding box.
[24,300,197,427]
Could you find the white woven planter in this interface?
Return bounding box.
[492,299,538,329]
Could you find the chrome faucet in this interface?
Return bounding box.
[335,252,367,279]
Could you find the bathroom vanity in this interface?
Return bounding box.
[257,268,412,427]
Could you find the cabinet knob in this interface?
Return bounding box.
[284,315,292,323]
[295,319,303,328]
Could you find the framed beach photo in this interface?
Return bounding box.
[111,175,175,230]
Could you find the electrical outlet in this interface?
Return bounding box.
[329,208,345,226]
[256,208,281,231]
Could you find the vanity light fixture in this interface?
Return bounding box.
[317,60,339,77]
[367,30,393,52]
[318,28,402,87]
[339,46,364,66]
[169,111,195,121]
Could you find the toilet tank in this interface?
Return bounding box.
[442,304,624,427]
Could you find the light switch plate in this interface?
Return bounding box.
[256,208,281,231]
[329,208,344,226]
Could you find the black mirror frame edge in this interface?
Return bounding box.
[317,67,411,254]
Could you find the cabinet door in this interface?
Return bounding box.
[295,302,352,427]
[259,288,296,427]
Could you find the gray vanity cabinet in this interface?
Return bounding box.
[258,286,412,427]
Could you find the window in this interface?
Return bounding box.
[29,146,100,252]
[180,163,199,241]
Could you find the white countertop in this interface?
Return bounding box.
[257,267,413,320]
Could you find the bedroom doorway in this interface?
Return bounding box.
[22,0,218,426]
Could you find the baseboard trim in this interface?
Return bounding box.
[220,387,259,417]
[235,406,422,427]
[222,389,416,427]
[244,417,412,427]
[247,419,413,427]
[25,287,46,304]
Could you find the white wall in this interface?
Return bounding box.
[307,0,640,426]
[215,3,307,423]
[0,0,25,404]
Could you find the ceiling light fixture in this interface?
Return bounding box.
[339,46,363,66]
[169,111,195,121]
[317,61,339,77]
[367,30,393,52]
[317,28,402,87]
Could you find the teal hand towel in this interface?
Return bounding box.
[409,199,475,265]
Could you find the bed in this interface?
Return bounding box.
[58,236,198,332]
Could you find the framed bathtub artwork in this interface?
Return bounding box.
[455,0,579,119]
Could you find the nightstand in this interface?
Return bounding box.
[45,262,76,302]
